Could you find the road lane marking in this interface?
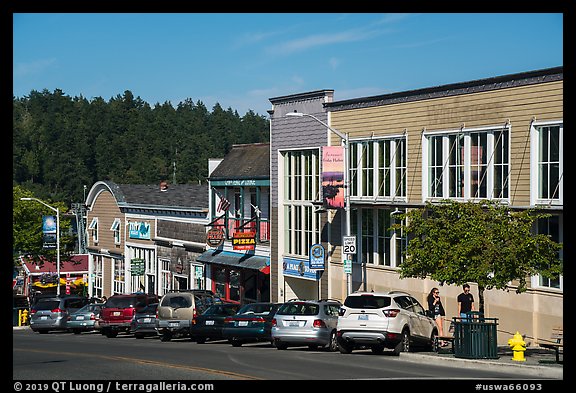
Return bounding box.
[14,348,262,380]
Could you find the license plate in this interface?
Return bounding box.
[205,320,214,325]
[238,321,248,327]
[113,311,121,316]
[358,314,369,320]
[77,316,85,320]
[41,316,48,320]
[169,322,179,327]
[143,318,151,323]
[288,321,300,327]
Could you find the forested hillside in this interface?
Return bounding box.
[13,89,270,206]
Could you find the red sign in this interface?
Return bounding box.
[206,228,225,248]
[232,231,256,251]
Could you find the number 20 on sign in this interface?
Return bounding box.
[343,236,356,255]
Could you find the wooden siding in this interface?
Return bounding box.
[87,191,124,253]
[330,81,563,207]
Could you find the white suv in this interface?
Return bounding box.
[337,291,437,355]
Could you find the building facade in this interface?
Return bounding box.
[85,180,210,298]
[270,67,563,345]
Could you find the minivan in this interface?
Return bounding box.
[29,295,89,333]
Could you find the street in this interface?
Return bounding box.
[13,328,544,381]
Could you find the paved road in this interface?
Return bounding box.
[13,328,556,381]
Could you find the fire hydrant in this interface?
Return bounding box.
[19,309,29,326]
[508,331,526,362]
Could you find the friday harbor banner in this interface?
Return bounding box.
[322,146,345,209]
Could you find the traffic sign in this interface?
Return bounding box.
[343,236,357,255]
[344,259,352,274]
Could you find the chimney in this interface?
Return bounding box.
[160,181,168,191]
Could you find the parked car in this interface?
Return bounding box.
[222,302,281,347]
[271,299,341,351]
[29,295,89,333]
[99,293,159,338]
[156,290,220,342]
[66,303,104,334]
[337,291,437,355]
[130,303,159,339]
[190,303,241,344]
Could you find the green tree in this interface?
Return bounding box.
[13,185,75,266]
[393,200,562,314]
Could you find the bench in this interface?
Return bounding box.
[435,335,455,353]
[540,327,563,363]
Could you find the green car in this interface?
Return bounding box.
[222,302,282,347]
[66,303,104,334]
[190,303,240,343]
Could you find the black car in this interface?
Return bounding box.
[222,302,282,347]
[130,303,159,339]
[190,303,241,344]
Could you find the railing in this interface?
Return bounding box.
[213,217,270,243]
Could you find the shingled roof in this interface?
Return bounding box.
[97,180,208,211]
[210,143,270,180]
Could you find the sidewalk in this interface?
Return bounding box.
[401,345,563,379]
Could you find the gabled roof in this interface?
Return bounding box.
[21,254,89,275]
[209,143,270,180]
[87,181,209,212]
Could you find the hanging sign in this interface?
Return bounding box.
[309,244,325,270]
[232,231,256,251]
[206,228,225,248]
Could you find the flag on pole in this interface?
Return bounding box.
[213,188,231,212]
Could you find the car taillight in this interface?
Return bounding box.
[313,319,326,328]
[52,308,63,313]
[271,318,277,327]
[30,309,37,315]
[224,317,233,323]
[383,309,400,317]
[192,308,198,325]
[253,317,266,323]
[90,313,95,320]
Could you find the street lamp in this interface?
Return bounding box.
[20,197,61,296]
[285,111,352,295]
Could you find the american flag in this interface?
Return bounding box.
[214,188,231,212]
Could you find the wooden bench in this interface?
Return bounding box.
[540,327,563,363]
[435,335,455,353]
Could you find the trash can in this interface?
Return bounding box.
[452,311,499,359]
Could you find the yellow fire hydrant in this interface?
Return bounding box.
[19,309,29,326]
[508,331,526,362]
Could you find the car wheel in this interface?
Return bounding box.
[105,330,118,338]
[429,331,439,352]
[135,333,144,339]
[326,330,338,352]
[230,339,243,347]
[73,329,82,334]
[196,337,206,344]
[371,344,385,354]
[38,330,48,334]
[337,338,353,354]
[161,332,172,342]
[275,341,288,350]
[393,330,410,356]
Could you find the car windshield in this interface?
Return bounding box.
[344,295,391,309]
[238,303,274,316]
[34,300,59,311]
[161,295,192,308]
[138,304,158,314]
[75,304,95,314]
[104,297,138,309]
[276,302,319,316]
[203,304,239,316]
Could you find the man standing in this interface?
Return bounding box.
[457,283,475,320]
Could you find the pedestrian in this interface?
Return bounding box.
[457,283,475,321]
[427,287,447,346]
[102,295,107,303]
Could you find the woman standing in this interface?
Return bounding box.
[427,288,447,346]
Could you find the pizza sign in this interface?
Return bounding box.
[232,231,256,251]
[206,228,225,248]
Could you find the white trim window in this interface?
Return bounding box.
[531,214,563,291]
[351,208,406,267]
[282,149,321,258]
[113,258,125,294]
[88,217,99,244]
[93,255,103,297]
[423,125,510,201]
[110,218,121,244]
[530,121,563,206]
[349,136,407,200]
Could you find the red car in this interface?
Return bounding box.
[99,293,158,338]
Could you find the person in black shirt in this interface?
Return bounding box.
[427,287,447,346]
[457,283,475,321]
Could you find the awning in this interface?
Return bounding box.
[197,250,270,274]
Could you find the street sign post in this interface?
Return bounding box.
[343,236,357,255]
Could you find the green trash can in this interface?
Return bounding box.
[453,312,499,359]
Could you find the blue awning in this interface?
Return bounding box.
[196,250,270,273]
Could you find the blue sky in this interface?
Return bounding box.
[13,13,563,117]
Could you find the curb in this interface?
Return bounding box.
[400,352,563,379]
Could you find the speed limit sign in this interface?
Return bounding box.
[343,236,357,255]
